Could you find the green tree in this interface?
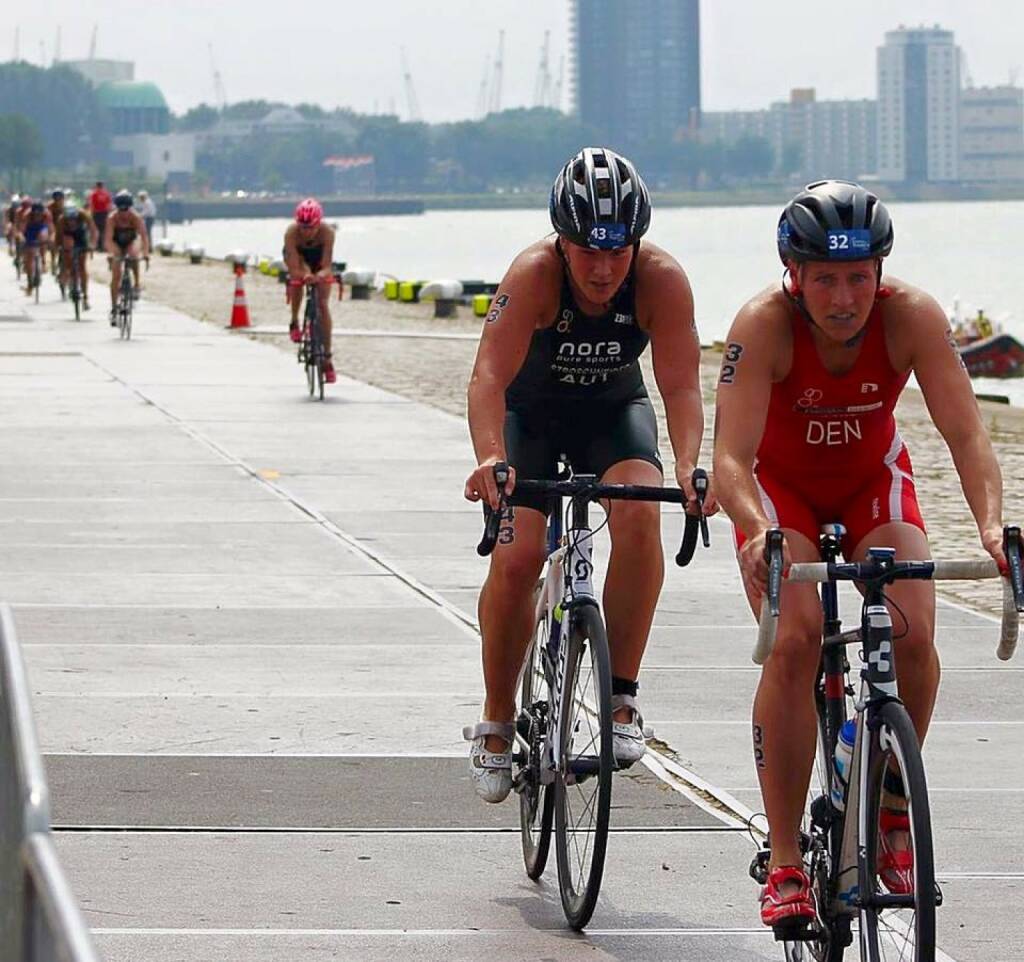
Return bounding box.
[175,104,220,132]
[0,63,109,164]
[0,113,44,190]
[726,135,775,180]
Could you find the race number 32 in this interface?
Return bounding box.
[719,342,744,384]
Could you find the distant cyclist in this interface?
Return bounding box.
[103,191,150,324]
[283,198,337,384]
[47,189,66,272]
[16,200,52,294]
[712,180,1006,931]
[56,205,97,311]
[462,146,714,802]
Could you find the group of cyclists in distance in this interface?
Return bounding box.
[4,182,151,322]
[462,146,1007,933]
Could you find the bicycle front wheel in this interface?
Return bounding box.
[858,701,936,962]
[554,602,613,930]
[518,610,554,880]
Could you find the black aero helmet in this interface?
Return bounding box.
[550,147,651,250]
[114,190,134,210]
[777,180,893,265]
[51,189,64,201]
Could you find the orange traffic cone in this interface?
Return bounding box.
[229,265,250,328]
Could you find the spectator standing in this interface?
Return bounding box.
[136,190,157,243]
[87,182,113,251]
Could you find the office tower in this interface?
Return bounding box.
[877,25,960,182]
[570,0,700,150]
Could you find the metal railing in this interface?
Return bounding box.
[1,604,101,961]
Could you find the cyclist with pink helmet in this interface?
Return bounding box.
[283,198,337,383]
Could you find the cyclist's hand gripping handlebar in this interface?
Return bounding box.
[754,529,785,664]
[476,462,509,557]
[675,468,710,567]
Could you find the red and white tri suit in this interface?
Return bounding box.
[737,297,925,557]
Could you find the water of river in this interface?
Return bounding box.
[160,200,1024,404]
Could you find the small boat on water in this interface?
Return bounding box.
[947,301,1024,379]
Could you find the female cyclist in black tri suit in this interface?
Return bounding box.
[462,147,715,802]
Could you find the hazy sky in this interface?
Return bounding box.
[7,2,1024,120]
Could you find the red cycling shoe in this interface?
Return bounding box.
[289,322,301,344]
[760,865,816,927]
[324,360,337,384]
[878,809,914,894]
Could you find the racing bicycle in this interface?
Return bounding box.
[753,524,1023,962]
[478,462,710,929]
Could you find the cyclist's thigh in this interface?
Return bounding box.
[736,471,823,642]
[577,395,663,481]
[851,521,934,637]
[504,406,561,515]
[488,504,548,586]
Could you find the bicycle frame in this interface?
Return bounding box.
[532,489,599,781]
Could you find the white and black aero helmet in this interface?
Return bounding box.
[550,147,651,250]
[777,180,893,265]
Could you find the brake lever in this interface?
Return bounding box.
[476,461,510,557]
[675,468,709,567]
[1004,526,1024,612]
[765,528,784,617]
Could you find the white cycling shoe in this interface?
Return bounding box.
[611,694,652,768]
[463,721,515,803]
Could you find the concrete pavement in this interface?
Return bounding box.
[0,264,1020,960]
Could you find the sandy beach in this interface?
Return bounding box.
[98,253,1024,616]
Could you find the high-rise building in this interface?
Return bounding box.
[570,0,700,150]
[877,25,960,182]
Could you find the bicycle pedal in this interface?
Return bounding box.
[749,846,771,884]
[935,882,943,906]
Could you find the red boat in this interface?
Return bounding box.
[957,333,1024,379]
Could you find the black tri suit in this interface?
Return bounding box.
[504,256,661,513]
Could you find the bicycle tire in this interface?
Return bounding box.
[554,602,613,930]
[72,287,80,321]
[518,606,555,880]
[858,701,936,962]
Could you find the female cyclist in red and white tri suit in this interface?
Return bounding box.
[712,180,1006,930]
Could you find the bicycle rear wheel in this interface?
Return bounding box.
[858,701,936,962]
[554,602,613,930]
[518,606,554,880]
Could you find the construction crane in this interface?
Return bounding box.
[489,30,505,115]
[476,55,491,119]
[208,44,228,111]
[533,30,552,108]
[553,54,565,112]
[88,25,97,60]
[400,47,422,123]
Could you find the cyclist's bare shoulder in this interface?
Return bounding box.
[728,285,793,382]
[494,237,562,329]
[878,275,950,369]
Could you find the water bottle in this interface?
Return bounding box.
[831,719,857,812]
[547,602,563,660]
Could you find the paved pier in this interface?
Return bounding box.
[0,267,1020,961]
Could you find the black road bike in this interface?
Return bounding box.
[478,463,710,929]
[754,524,1023,962]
